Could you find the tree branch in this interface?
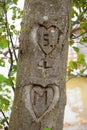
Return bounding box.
[2,1,18,63]
[71,30,87,39]
[72,8,87,26]
[0,109,9,126]
[8,47,13,76]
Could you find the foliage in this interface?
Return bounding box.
[0,0,23,129]
[0,0,87,129]
[44,128,51,130]
[68,0,87,79]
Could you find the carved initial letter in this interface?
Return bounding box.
[37,22,59,55]
[23,84,60,122]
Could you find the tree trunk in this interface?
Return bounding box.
[9,0,72,130]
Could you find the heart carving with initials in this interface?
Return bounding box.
[37,23,59,55]
[23,84,59,122]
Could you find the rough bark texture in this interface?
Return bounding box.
[9,0,72,130]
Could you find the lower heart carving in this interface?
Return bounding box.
[31,86,54,118]
[23,84,59,122]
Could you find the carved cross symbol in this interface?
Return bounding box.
[38,60,52,77]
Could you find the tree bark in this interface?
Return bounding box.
[9,0,72,130]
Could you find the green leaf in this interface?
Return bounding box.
[0,95,10,110]
[0,74,14,86]
[0,117,8,125]
[12,15,16,20]
[72,7,79,18]
[73,46,79,52]
[0,38,8,49]
[0,125,3,129]
[10,65,17,76]
[80,21,87,30]
[80,69,85,74]
[0,74,8,85]
[13,0,18,4]
[44,128,51,130]
[69,40,74,46]
[0,59,5,67]
[80,36,87,44]
[5,88,11,93]
[69,61,77,70]
[77,54,86,66]
[10,25,15,30]
[0,28,4,33]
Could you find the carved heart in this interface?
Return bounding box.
[31,86,54,118]
[37,26,59,55]
[23,84,59,122]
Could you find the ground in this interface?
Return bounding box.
[64,124,87,130]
